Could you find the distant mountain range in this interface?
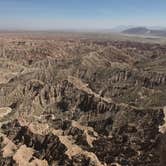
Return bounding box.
[122,27,166,37]
[111,25,135,32]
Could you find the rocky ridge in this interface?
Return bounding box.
[0,36,166,165]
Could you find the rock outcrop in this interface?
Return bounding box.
[0,34,166,165]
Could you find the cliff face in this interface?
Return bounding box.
[0,36,166,166]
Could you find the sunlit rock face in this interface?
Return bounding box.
[0,33,166,165]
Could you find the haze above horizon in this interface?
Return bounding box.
[0,0,166,30]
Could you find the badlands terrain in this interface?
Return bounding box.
[0,32,166,166]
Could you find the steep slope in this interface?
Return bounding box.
[0,35,166,165]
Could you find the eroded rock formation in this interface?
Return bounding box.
[0,34,166,165]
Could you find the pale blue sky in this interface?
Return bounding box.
[0,0,165,30]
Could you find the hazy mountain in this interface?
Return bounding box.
[111,25,135,32]
[122,27,166,37]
